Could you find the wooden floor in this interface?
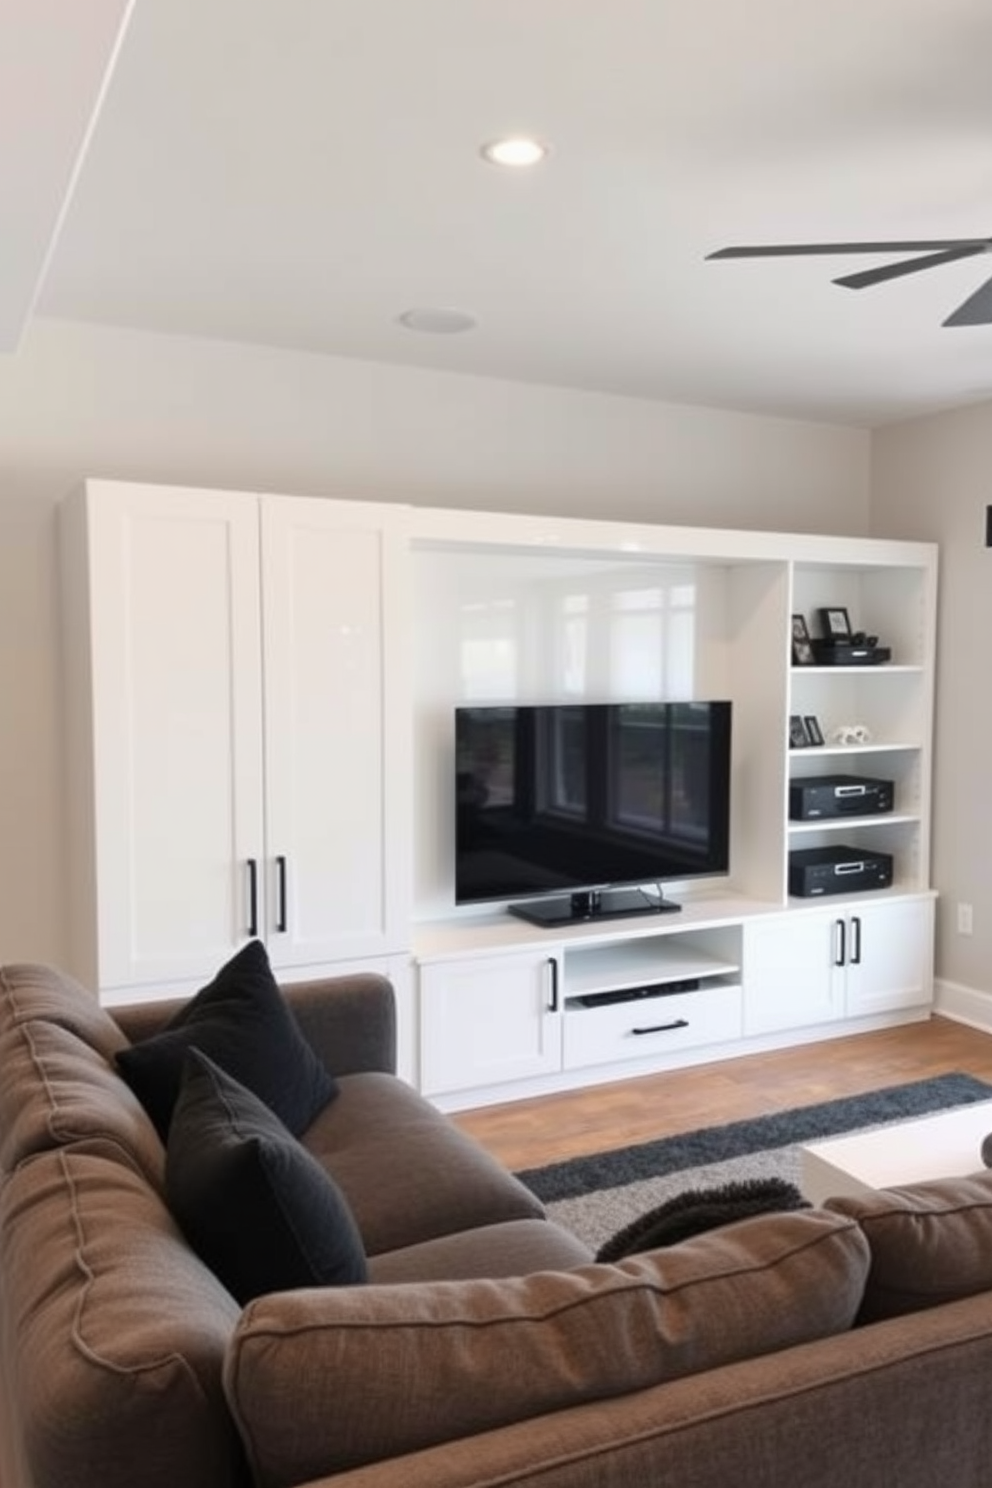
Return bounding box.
[453,1016,992,1171]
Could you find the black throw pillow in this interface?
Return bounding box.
[596,1177,810,1262]
[116,940,337,1140]
[166,1048,367,1303]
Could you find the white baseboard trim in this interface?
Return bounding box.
[935,978,992,1034]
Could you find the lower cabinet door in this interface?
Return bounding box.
[743,913,844,1036]
[744,895,935,1037]
[843,896,934,1016]
[419,950,563,1097]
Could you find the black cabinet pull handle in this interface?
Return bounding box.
[850,915,862,965]
[246,858,258,937]
[834,918,846,967]
[547,958,559,1012]
[632,1018,689,1035]
[276,855,288,933]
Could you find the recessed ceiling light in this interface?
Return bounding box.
[480,136,549,168]
[397,307,477,334]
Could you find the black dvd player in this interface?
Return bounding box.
[575,979,700,1009]
[789,774,894,821]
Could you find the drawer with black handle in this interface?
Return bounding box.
[563,983,742,1071]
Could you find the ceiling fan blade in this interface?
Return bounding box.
[834,245,988,290]
[707,238,988,260]
[944,272,992,327]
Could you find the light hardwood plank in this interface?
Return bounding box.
[453,1017,992,1171]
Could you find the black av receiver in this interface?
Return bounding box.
[789,774,893,822]
[789,845,894,898]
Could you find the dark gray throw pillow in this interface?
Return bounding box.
[166,1048,367,1303]
[116,939,337,1140]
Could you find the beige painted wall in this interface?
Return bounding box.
[872,402,992,1003]
[0,317,870,967]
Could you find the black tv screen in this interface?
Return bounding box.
[455,701,732,926]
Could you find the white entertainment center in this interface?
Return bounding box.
[59,482,938,1109]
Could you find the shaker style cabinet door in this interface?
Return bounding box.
[259,497,410,970]
[419,950,564,1097]
[63,481,265,992]
[62,483,411,998]
[743,912,844,1037]
[841,896,934,1017]
[743,895,934,1039]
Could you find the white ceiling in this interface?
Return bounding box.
[11,0,992,426]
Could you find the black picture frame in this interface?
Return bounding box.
[788,715,809,748]
[803,714,825,746]
[818,606,852,641]
[791,614,815,666]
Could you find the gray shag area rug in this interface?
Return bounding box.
[516,1072,992,1252]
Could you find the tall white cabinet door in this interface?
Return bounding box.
[64,482,265,992]
[259,498,410,968]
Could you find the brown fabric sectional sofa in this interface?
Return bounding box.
[3,958,992,1488]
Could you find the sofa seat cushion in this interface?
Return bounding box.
[117,940,337,1141]
[300,1070,545,1255]
[368,1217,593,1284]
[0,966,165,1185]
[167,1050,367,1302]
[0,1142,244,1488]
[224,1209,869,1485]
[825,1169,992,1321]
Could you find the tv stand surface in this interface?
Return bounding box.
[508,887,681,928]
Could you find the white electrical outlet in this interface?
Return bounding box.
[957,903,974,936]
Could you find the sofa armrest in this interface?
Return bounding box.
[112,972,397,1079]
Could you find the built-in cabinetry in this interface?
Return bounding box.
[59,481,938,1108]
[60,480,410,999]
[743,895,935,1037]
[417,911,743,1101]
[416,892,935,1111]
[409,513,938,1110]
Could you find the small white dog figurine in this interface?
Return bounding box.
[831,724,872,745]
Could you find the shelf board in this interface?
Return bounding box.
[790,664,924,675]
[564,939,740,995]
[791,742,919,757]
[788,812,919,834]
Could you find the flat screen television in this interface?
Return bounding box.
[455,701,732,927]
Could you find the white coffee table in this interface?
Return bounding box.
[800,1098,992,1205]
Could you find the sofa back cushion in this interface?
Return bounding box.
[224,1209,869,1486]
[0,964,165,1185]
[826,1170,992,1321]
[0,1142,244,1488]
[0,963,125,1057]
